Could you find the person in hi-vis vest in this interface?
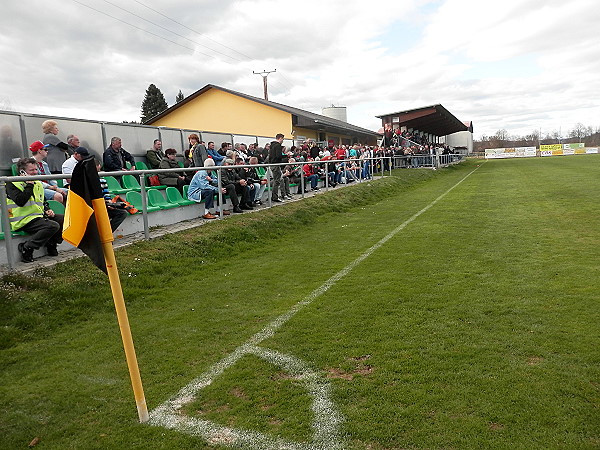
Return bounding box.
[6,157,64,263]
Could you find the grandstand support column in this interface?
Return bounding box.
[389,157,393,176]
[300,170,305,198]
[0,181,16,270]
[140,176,150,240]
[325,162,329,191]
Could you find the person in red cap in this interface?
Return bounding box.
[29,141,68,204]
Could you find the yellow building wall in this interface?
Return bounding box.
[293,128,318,141]
[151,88,293,139]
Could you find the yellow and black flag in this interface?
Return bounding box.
[62,156,113,273]
[61,156,149,422]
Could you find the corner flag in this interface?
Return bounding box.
[62,156,113,273]
[61,155,148,422]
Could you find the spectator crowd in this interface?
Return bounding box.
[6,119,458,264]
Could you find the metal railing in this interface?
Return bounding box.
[0,154,464,270]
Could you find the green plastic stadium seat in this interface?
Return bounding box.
[147,188,179,209]
[165,187,195,206]
[122,174,142,191]
[47,200,65,215]
[104,176,132,195]
[125,191,160,213]
[11,164,18,176]
[136,161,149,171]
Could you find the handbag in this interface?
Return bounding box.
[148,174,161,186]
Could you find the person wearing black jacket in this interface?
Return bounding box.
[268,133,285,202]
[103,137,136,172]
[221,159,251,213]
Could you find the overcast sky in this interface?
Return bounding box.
[1,0,598,140]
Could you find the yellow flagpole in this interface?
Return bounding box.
[93,198,149,423]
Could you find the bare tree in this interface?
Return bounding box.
[568,123,586,141]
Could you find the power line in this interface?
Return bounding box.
[71,0,294,95]
[276,71,295,90]
[101,0,242,62]
[130,1,295,93]
[133,0,255,62]
[71,0,214,57]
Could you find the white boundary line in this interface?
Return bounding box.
[148,165,482,449]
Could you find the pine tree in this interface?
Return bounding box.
[175,89,184,103]
[140,84,168,123]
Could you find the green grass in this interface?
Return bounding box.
[1,157,598,449]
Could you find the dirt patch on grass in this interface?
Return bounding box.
[327,355,375,380]
[489,422,505,431]
[526,356,544,366]
[326,368,354,380]
[230,387,247,399]
[271,371,297,381]
[268,417,283,426]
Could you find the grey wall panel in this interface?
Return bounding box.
[0,113,25,168]
[22,116,105,160]
[159,128,185,154]
[202,132,231,147]
[59,121,104,158]
[1,110,293,173]
[257,136,272,147]
[103,124,159,159]
[232,135,258,146]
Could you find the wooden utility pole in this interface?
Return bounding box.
[253,69,276,100]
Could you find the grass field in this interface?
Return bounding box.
[1,157,598,449]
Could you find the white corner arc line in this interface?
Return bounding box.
[148,165,482,448]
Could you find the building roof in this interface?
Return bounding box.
[376,104,468,136]
[146,84,379,139]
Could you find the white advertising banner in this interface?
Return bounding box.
[514,147,537,157]
[486,144,596,158]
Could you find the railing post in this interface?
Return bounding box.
[139,175,150,240]
[0,181,16,270]
[266,164,272,207]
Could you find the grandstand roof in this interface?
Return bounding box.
[376,104,468,136]
[147,84,379,140]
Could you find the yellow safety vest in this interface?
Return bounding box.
[6,181,45,231]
